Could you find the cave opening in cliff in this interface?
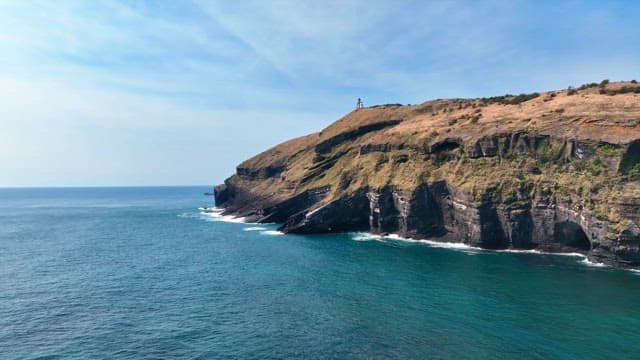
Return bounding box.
[554,221,591,251]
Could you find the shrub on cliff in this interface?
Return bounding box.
[480,92,539,105]
[510,92,540,104]
[586,157,604,176]
[537,143,563,164]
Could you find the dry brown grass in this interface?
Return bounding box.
[227,82,640,228]
[239,132,320,169]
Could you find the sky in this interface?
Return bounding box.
[1,0,639,187]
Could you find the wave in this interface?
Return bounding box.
[351,232,479,252]
[198,208,248,223]
[243,226,267,231]
[192,216,636,272]
[579,257,608,268]
[206,213,247,223]
[198,207,223,213]
[352,233,383,241]
[413,239,479,250]
[385,233,480,251]
[494,248,544,255]
[346,232,633,269]
[493,249,586,258]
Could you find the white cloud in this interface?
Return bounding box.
[0,0,639,186]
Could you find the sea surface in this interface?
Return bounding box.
[1,186,640,359]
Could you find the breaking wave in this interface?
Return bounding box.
[347,232,629,269]
[197,207,249,223]
[243,226,267,231]
[579,257,608,268]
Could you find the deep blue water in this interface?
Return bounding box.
[1,186,640,359]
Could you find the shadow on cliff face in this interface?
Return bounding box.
[478,204,509,249]
[619,139,640,176]
[554,221,591,251]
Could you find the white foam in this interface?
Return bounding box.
[580,258,608,268]
[216,215,247,223]
[198,207,223,213]
[200,209,247,223]
[494,249,544,254]
[385,233,479,250]
[416,239,478,250]
[551,252,586,258]
[196,213,637,271]
[385,233,406,240]
[351,232,480,251]
[348,232,617,266]
[351,233,383,241]
[243,226,267,231]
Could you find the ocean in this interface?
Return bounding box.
[1,186,639,359]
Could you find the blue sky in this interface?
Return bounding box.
[1,0,639,186]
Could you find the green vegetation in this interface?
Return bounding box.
[537,142,564,164]
[227,81,640,234]
[370,103,404,108]
[600,86,640,95]
[578,82,598,90]
[598,143,622,156]
[509,92,540,104]
[622,164,640,182]
[586,157,604,176]
[480,92,540,105]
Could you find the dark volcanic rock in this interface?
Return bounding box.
[214,82,640,270]
[314,119,401,154]
[279,188,371,234]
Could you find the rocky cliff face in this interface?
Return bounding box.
[215,82,640,269]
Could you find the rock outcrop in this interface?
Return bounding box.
[215,82,640,269]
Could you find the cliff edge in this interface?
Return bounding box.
[215,81,640,269]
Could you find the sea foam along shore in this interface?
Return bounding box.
[198,208,284,235]
[197,209,620,271]
[243,226,268,231]
[350,232,615,270]
[199,207,247,223]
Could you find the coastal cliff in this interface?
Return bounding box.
[215,81,640,269]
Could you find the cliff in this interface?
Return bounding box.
[215,81,640,269]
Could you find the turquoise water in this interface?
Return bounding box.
[1,187,639,359]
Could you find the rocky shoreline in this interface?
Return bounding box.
[215,82,640,269]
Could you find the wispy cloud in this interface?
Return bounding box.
[0,0,638,186]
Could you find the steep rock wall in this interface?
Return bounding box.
[214,84,640,269]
